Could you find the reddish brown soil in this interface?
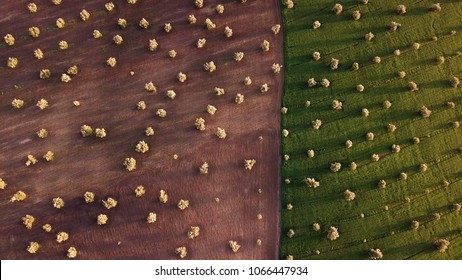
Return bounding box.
[0,0,283,259]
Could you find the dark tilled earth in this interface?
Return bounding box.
[0,0,283,259]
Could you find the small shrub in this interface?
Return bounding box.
[105,2,115,11]
[235,93,245,104]
[169,49,177,58]
[205,18,216,30]
[25,155,38,166]
[369,248,383,259]
[305,177,320,188]
[93,30,102,38]
[43,151,55,162]
[10,190,27,202]
[352,10,361,20]
[22,214,35,229]
[177,199,189,210]
[177,72,187,82]
[397,4,407,15]
[261,40,270,51]
[102,197,118,209]
[29,26,40,38]
[175,246,187,258]
[199,162,209,175]
[0,178,7,190]
[312,51,321,61]
[332,4,343,15]
[388,123,397,132]
[431,3,442,12]
[408,81,419,91]
[56,231,69,243]
[113,34,123,45]
[419,163,428,172]
[366,132,374,140]
[196,38,206,48]
[139,18,149,29]
[244,159,256,170]
[11,98,24,109]
[56,18,66,28]
[229,240,241,252]
[97,214,108,225]
[156,109,167,118]
[216,4,225,14]
[271,63,282,74]
[224,26,233,37]
[159,190,168,203]
[195,0,203,8]
[188,226,200,239]
[4,34,15,46]
[58,40,69,50]
[344,189,356,201]
[145,127,154,136]
[53,197,64,209]
[390,21,402,32]
[123,157,136,171]
[214,87,225,96]
[149,39,158,51]
[34,49,44,59]
[330,162,341,172]
[188,14,197,24]
[215,127,227,139]
[80,9,90,21]
[450,77,460,88]
[260,83,270,93]
[146,212,157,224]
[7,57,18,68]
[134,185,145,197]
[307,78,317,87]
[244,76,252,86]
[80,125,93,137]
[434,239,450,253]
[67,247,77,259]
[327,226,339,240]
[207,104,217,115]
[203,61,217,72]
[410,220,420,230]
[350,162,357,171]
[312,20,321,29]
[420,106,431,118]
[28,3,38,13]
[272,24,281,34]
[329,58,339,70]
[27,242,40,254]
[145,82,157,92]
[135,141,149,154]
[84,192,95,203]
[365,32,374,41]
[383,100,392,109]
[312,119,322,130]
[345,140,353,149]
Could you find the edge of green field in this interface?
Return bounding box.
[280,0,462,260]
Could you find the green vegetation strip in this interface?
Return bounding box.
[280,0,462,259]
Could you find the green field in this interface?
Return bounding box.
[280,0,462,259]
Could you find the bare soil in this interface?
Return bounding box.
[0,0,283,259]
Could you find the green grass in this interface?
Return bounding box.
[280,0,462,260]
